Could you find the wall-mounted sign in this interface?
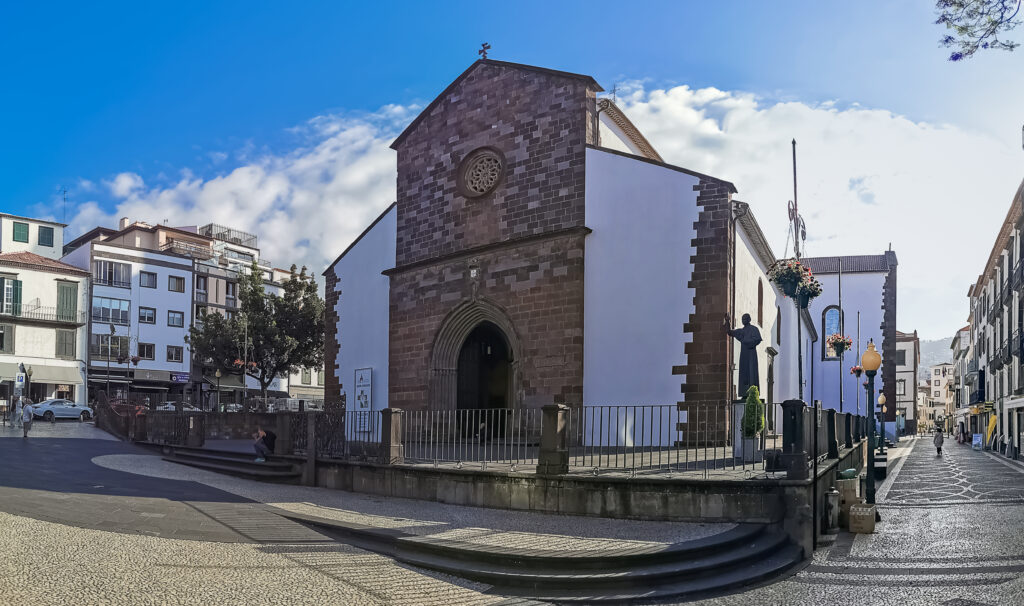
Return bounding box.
[354,368,372,432]
[57,384,70,392]
[15,373,25,388]
[171,373,190,383]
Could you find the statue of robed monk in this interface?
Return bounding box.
[724,313,762,399]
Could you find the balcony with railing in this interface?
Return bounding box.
[225,296,237,309]
[1001,339,1012,364]
[160,239,214,260]
[195,291,208,303]
[1002,279,1012,304]
[967,358,979,375]
[194,262,240,280]
[0,305,87,325]
[199,224,258,248]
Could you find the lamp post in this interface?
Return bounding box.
[26,366,33,403]
[215,368,222,413]
[106,323,115,398]
[861,340,882,506]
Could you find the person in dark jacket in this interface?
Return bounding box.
[253,426,277,462]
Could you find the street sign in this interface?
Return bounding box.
[170,373,190,383]
[15,373,25,389]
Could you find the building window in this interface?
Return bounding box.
[167,310,184,328]
[12,222,28,243]
[92,260,131,288]
[138,343,155,360]
[0,278,23,316]
[195,275,207,292]
[934,369,941,376]
[933,390,940,397]
[140,271,157,288]
[302,368,312,385]
[139,307,156,324]
[896,379,906,396]
[0,324,14,354]
[934,380,940,387]
[166,345,183,363]
[225,281,237,308]
[38,226,54,247]
[822,306,841,359]
[895,350,906,366]
[168,275,185,292]
[317,370,324,386]
[91,296,130,325]
[776,306,781,345]
[226,310,236,321]
[757,279,763,326]
[89,334,129,360]
[55,329,75,359]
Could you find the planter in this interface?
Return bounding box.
[732,400,764,464]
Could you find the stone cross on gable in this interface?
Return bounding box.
[479,43,491,59]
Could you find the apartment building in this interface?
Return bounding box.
[63,219,199,401]
[963,179,1024,457]
[894,330,919,434]
[925,362,954,430]
[0,214,89,406]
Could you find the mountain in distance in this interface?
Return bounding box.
[918,336,954,381]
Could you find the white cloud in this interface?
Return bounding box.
[68,85,1015,340]
[614,85,1021,339]
[70,107,414,284]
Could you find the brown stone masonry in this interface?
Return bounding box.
[324,270,343,409]
[881,251,898,422]
[388,231,586,412]
[675,177,737,442]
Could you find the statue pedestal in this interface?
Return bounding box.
[732,400,763,464]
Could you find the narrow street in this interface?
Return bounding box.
[691,436,1024,605]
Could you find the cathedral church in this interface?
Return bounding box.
[323,58,895,436]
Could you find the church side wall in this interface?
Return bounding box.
[808,272,886,416]
[328,206,396,412]
[581,148,698,446]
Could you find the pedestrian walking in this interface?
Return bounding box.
[12,397,23,429]
[934,430,944,456]
[22,401,33,438]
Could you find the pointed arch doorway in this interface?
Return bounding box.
[457,322,511,411]
[429,299,521,412]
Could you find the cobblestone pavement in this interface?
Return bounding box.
[686,436,1024,606]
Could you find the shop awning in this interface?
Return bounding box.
[203,373,245,389]
[29,365,83,384]
[0,362,18,380]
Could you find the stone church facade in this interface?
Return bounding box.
[324,59,885,432]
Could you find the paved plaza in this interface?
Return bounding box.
[0,423,1022,604]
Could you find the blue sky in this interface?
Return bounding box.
[2,2,1021,339]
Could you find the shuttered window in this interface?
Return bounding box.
[55,329,75,359]
[0,278,22,316]
[12,222,28,243]
[0,324,13,354]
[57,282,77,322]
[38,226,54,247]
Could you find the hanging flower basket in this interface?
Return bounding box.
[850,365,863,377]
[769,259,822,307]
[827,333,853,357]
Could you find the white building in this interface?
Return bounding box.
[894,330,920,434]
[63,221,198,402]
[801,254,899,437]
[925,362,954,430]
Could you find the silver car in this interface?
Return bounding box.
[31,399,94,422]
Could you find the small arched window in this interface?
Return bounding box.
[822,305,842,359]
[757,279,764,326]
[776,306,782,345]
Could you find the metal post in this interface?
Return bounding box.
[866,370,877,505]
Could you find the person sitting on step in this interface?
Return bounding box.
[252,426,277,462]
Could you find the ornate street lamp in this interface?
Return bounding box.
[215,368,222,413]
[26,366,33,402]
[861,340,882,505]
[878,393,888,455]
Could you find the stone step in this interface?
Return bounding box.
[168,449,294,470]
[393,529,790,590]
[162,456,301,481]
[275,509,802,601]
[494,543,803,603]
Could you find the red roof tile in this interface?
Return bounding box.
[0,252,90,276]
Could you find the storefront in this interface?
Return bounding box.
[0,362,84,405]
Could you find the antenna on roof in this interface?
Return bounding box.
[610,84,619,104]
[60,186,67,224]
[478,43,491,60]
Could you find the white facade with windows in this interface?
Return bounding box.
[0,238,89,407]
[0,213,65,260]
[895,330,919,433]
[63,240,194,399]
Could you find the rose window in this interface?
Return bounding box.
[458,149,504,197]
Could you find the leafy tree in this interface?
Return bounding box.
[188,263,325,408]
[936,0,1022,61]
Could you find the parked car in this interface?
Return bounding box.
[223,403,243,413]
[31,399,94,422]
[155,402,201,413]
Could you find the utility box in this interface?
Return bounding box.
[849,504,876,534]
